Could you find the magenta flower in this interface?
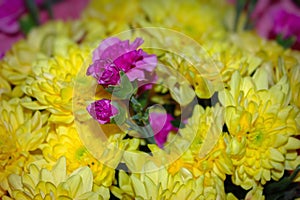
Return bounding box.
[149,113,178,148]
[39,0,89,22]
[0,0,89,58]
[88,59,121,86]
[0,0,26,34]
[87,37,157,87]
[251,0,300,49]
[87,99,118,124]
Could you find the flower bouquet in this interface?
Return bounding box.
[0,0,300,199]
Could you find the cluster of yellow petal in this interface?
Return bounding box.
[289,64,300,108]
[0,98,49,197]
[166,105,232,198]
[168,104,232,176]
[0,21,85,90]
[263,50,300,108]
[219,69,300,189]
[1,0,300,199]
[232,31,300,109]
[82,0,140,36]
[149,32,266,99]
[0,75,11,100]
[5,157,108,200]
[111,161,225,200]
[190,31,300,100]
[21,45,91,124]
[203,32,263,81]
[181,31,273,99]
[138,0,228,40]
[41,123,120,188]
[226,184,265,200]
[117,105,232,199]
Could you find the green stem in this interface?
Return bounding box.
[45,0,54,19]
[264,165,300,195]
[25,0,40,25]
[125,119,156,145]
[130,96,143,112]
[233,0,247,32]
[243,0,257,30]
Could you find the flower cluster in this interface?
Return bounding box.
[0,0,300,199]
[85,37,175,147]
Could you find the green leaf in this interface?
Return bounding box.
[19,14,36,35]
[130,96,143,113]
[171,119,185,128]
[276,34,296,49]
[110,71,137,99]
[137,90,149,109]
[111,101,127,125]
[44,0,54,19]
[25,0,40,25]
[264,165,300,200]
[243,0,257,30]
[234,0,247,31]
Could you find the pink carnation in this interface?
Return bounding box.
[251,0,300,49]
[0,0,25,34]
[87,99,118,124]
[87,37,157,87]
[0,0,89,58]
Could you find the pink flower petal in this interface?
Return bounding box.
[149,112,178,148]
[87,99,118,124]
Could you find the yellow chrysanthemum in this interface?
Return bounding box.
[226,193,238,200]
[244,185,265,200]
[41,123,123,187]
[111,161,224,200]
[151,104,231,199]
[138,0,227,40]
[219,69,300,189]
[289,64,300,108]
[21,45,91,124]
[262,50,300,108]
[82,0,140,35]
[146,32,263,99]
[118,105,231,199]
[0,98,49,197]
[0,21,85,89]
[6,156,109,200]
[202,32,263,82]
[166,104,233,181]
[230,32,300,109]
[0,75,11,100]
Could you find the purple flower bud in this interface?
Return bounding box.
[87,99,118,124]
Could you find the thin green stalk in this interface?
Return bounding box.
[233,0,247,32]
[25,0,40,25]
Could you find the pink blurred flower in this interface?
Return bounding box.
[39,0,89,22]
[149,112,178,148]
[0,0,89,58]
[0,0,25,34]
[87,37,157,87]
[252,0,300,49]
[0,32,23,59]
[87,99,118,124]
